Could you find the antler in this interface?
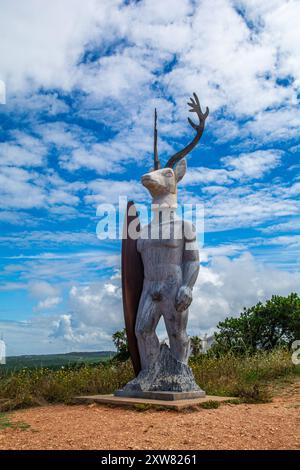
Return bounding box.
[164,93,209,169]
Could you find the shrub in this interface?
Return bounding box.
[212,293,300,355]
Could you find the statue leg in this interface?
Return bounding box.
[163,304,190,364]
[135,288,161,370]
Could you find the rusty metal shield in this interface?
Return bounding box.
[121,201,143,376]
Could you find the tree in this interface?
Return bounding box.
[190,335,202,356]
[112,328,130,361]
[212,293,300,355]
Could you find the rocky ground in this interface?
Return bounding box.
[0,379,299,450]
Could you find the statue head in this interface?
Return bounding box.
[141,93,209,209]
[141,161,186,208]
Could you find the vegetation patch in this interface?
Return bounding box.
[0,413,30,431]
[0,348,298,411]
[199,400,221,409]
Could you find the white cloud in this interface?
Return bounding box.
[1,0,299,143]
[221,150,282,180]
[0,166,45,209]
[261,218,300,234]
[29,280,60,299]
[0,282,27,292]
[51,315,75,342]
[189,251,300,334]
[86,178,147,206]
[50,275,123,345]
[0,231,97,248]
[260,234,300,248]
[244,107,300,142]
[1,250,120,295]
[0,157,84,214]
[0,210,37,226]
[2,247,299,354]
[36,296,62,311]
[8,92,69,116]
[0,130,47,167]
[69,277,122,329]
[29,281,62,311]
[202,182,299,232]
[183,150,282,186]
[0,0,116,93]
[184,167,231,186]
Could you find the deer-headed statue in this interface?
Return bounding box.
[118,93,209,397]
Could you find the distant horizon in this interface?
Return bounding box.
[4,350,117,359]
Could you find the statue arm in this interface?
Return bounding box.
[182,237,199,289]
[175,226,199,313]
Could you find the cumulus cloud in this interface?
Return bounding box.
[189,251,300,334]
[221,150,282,180]
[0,166,45,209]
[0,160,83,215]
[86,179,147,206]
[1,0,300,136]
[25,251,300,351]
[2,245,299,354]
[28,280,62,311]
[29,280,60,299]
[203,181,299,232]
[50,274,122,346]
[0,130,47,167]
[261,217,300,234]
[5,231,97,247]
[184,150,282,186]
[36,296,62,311]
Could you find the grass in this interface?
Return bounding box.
[190,348,299,403]
[198,400,221,409]
[0,348,298,411]
[0,413,30,431]
[0,361,133,411]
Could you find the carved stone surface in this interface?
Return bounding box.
[116,344,204,395]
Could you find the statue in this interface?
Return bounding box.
[117,93,209,399]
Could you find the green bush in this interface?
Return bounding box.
[213,293,300,355]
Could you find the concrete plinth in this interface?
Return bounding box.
[114,389,205,400]
[74,394,235,410]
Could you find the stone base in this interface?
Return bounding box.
[114,389,205,401]
[121,344,201,394]
[74,394,234,411]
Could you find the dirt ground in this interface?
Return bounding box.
[0,380,299,450]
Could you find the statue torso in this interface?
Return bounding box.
[137,219,186,283]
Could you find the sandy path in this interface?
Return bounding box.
[0,381,299,450]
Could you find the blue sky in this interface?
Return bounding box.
[0,0,299,355]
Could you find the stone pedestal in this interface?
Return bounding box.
[74,394,234,410]
[114,389,205,400]
[116,344,205,399]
